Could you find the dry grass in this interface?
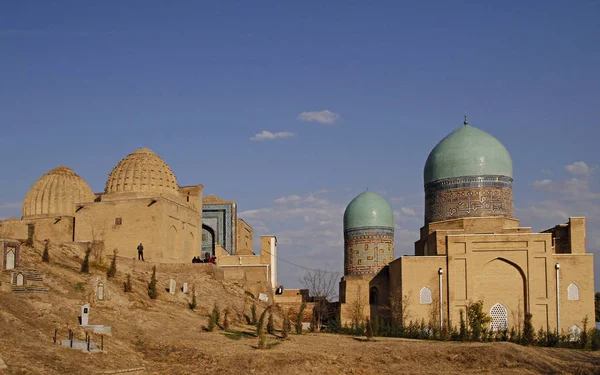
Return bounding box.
[1,242,599,375]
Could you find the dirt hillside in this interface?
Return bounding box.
[1,241,599,375]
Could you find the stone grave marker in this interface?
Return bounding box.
[169,279,176,294]
[182,282,188,293]
[81,304,90,326]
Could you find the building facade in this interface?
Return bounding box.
[339,118,595,337]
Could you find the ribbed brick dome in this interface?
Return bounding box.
[22,166,95,218]
[105,148,179,196]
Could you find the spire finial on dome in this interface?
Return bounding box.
[463,114,469,126]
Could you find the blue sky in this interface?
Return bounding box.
[1,1,599,290]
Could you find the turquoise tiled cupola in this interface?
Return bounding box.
[423,117,513,185]
[343,191,394,230]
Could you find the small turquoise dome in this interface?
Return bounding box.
[424,119,513,185]
[343,191,394,230]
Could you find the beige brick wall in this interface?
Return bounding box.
[236,219,254,255]
[74,196,202,263]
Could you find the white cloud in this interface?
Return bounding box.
[532,179,553,189]
[297,110,341,124]
[400,207,416,216]
[250,130,295,141]
[0,201,22,209]
[274,195,302,205]
[238,188,423,288]
[564,161,593,176]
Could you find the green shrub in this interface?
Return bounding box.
[81,247,91,274]
[106,250,117,278]
[522,312,534,345]
[188,286,197,310]
[124,274,132,292]
[296,302,306,335]
[42,240,50,262]
[365,318,374,340]
[147,265,158,299]
[251,303,257,325]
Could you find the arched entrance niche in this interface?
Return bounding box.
[474,257,527,330]
[202,225,215,258]
[168,225,179,261]
[16,273,24,286]
[5,250,15,270]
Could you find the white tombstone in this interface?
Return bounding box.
[16,273,24,286]
[258,293,269,302]
[182,282,188,293]
[5,250,15,270]
[169,279,176,295]
[97,283,104,300]
[81,304,90,326]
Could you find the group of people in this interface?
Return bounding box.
[192,253,217,264]
[136,243,217,265]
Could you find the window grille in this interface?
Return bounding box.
[489,303,508,331]
[419,287,432,304]
[568,325,581,342]
[115,217,122,225]
[567,283,580,301]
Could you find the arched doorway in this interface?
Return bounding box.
[476,258,526,330]
[5,250,15,270]
[168,225,179,261]
[370,287,379,305]
[16,273,24,286]
[202,225,215,259]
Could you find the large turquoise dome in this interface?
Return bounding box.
[343,191,394,230]
[423,118,513,185]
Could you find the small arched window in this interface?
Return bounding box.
[567,283,580,301]
[419,287,432,304]
[16,273,24,286]
[489,303,508,331]
[568,325,581,342]
[369,287,378,305]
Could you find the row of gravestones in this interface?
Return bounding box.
[168,279,189,294]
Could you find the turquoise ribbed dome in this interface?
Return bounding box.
[343,191,394,230]
[424,121,513,185]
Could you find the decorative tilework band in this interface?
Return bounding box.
[344,226,394,276]
[424,175,514,224]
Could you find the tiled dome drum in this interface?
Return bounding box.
[423,117,514,224]
[343,191,394,276]
[22,166,95,218]
[105,148,179,196]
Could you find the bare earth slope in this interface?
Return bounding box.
[1,242,599,375]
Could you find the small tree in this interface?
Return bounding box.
[81,247,91,274]
[209,303,220,330]
[124,274,132,292]
[296,302,306,335]
[188,285,197,310]
[467,300,490,341]
[147,265,158,299]
[580,316,589,350]
[459,309,467,341]
[365,318,374,340]
[282,312,291,338]
[251,303,258,325]
[522,312,535,346]
[301,267,339,332]
[208,304,219,332]
[42,240,50,262]
[267,310,275,335]
[106,249,117,278]
[25,224,34,246]
[257,308,268,349]
[223,308,230,330]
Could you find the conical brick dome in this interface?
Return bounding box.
[105,148,179,196]
[22,166,95,219]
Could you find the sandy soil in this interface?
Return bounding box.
[1,242,599,375]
